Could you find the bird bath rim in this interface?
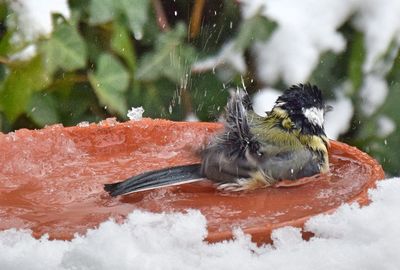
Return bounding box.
[0,119,384,244]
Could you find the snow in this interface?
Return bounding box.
[238,0,400,95]
[8,45,37,61]
[9,0,70,42]
[353,0,400,73]
[377,115,396,138]
[0,178,399,269]
[324,96,354,140]
[127,107,144,121]
[252,88,282,116]
[241,0,358,85]
[360,74,388,116]
[192,41,246,76]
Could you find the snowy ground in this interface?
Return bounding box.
[0,177,399,270]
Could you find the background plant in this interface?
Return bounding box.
[0,0,399,176]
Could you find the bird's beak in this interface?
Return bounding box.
[325,104,333,112]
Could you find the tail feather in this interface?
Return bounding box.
[104,164,203,196]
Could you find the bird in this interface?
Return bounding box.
[104,84,331,196]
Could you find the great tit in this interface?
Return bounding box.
[104,84,331,196]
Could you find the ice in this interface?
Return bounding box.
[0,178,399,269]
[127,107,145,121]
[98,118,119,126]
[77,121,90,128]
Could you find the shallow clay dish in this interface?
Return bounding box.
[0,119,384,244]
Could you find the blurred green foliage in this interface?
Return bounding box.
[0,1,399,175]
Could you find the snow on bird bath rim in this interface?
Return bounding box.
[127,107,145,121]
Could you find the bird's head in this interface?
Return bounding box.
[273,84,331,136]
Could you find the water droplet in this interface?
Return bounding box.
[241,76,247,90]
[134,30,143,40]
[169,105,173,114]
[174,11,178,16]
[230,21,233,29]
[384,139,387,145]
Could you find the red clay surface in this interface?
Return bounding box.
[0,118,384,244]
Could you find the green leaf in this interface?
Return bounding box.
[41,22,87,74]
[0,56,50,121]
[26,92,60,126]
[57,84,97,126]
[111,22,136,71]
[348,32,365,92]
[191,72,229,121]
[234,14,277,51]
[88,0,149,40]
[0,31,12,56]
[136,24,197,83]
[88,0,115,24]
[88,53,129,115]
[119,0,149,40]
[310,51,346,94]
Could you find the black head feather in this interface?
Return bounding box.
[276,84,324,111]
[274,84,328,135]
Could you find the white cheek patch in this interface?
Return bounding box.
[302,107,324,127]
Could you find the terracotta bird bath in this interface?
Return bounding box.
[0,118,384,244]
